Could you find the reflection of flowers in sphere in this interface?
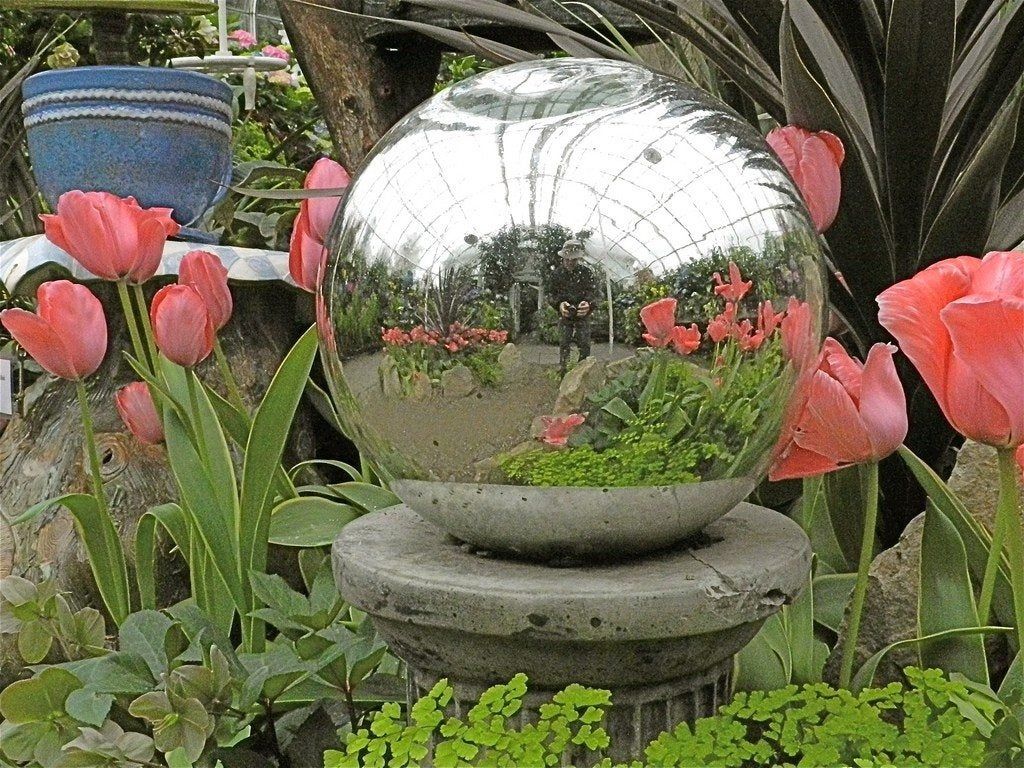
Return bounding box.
[261,45,290,62]
[228,29,257,49]
[318,58,826,558]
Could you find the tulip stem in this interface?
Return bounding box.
[996,448,1024,678]
[75,379,130,623]
[838,460,879,689]
[185,370,209,469]
[131,283,160,374]
[213,338,247,414]
[116,281,149,371]
[978,474,1012,626]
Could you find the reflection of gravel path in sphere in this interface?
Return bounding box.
[343,351,559,482]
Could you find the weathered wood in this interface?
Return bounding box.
[279,0,441,169]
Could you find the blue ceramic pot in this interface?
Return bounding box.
[22,66,233,227]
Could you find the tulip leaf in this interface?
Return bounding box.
[812,572,857,634]
[135,504,191,610]
[898,446,1015,627]
[787,567,827,684]
[268,497,361,547]
[12,493,131,626]
[852,626,1012,694]
[324,482,399,512]
[918,501,989,684]
[239,326,319,651]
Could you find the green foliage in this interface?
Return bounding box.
[503,341,785,487]
[435,53,496,92]
[0,575,106,665]
[0,559,402,767]
[325,674,611,768]
[325,668,1002,768]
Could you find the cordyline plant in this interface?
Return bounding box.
[344,0,1024,536]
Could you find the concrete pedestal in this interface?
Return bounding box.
[333,503,811,763]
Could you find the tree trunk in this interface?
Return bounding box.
[279,0,441,169]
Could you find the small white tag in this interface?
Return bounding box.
[0,358,12,416]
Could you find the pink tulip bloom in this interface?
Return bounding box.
[640,297,677,347]
[288,210,327,293]
[770,339,908,480]
[303,158,350,242]
[671,324,701,355]
[539,414,586,447]
[878,250,1023,449]
[758,300,783,337]
[707,302,738,344]
[712,262,753,303]
[150,285,214,368]
[766,125,845,233]
[261,44,290,62]
[40,191,179,283]
[115,382,163,445]
[178,250,232,331]
[0,280,107,380]
[228,29,257,49]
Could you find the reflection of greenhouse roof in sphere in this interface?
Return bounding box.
[334,58,812,284]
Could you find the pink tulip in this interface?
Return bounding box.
[540,414,586,447]
[640,297,677,348]
[707,302,738,344]
[289,212,326,293]
[0,281,106,380]
[40,191,179,283]
[770,339,907,481]
[303,158,350,243]
[877,251,1023,450]
[671,324,701,355]
[712,262,753,303]
[115,382,163,445]
[758,301,783,337]
[766,125,845,233]
[228,29,257,49]
[150,285,214,368]
[178,250,232,331]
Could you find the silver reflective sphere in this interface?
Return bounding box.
[320,59,826,560]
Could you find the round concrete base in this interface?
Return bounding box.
[334,502,811,763]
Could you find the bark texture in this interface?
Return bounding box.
[279,0,441,169]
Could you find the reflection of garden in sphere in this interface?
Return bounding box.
[320,58,826,543]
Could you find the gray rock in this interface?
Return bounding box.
[408,371,433,402]
[825,441,1020,685]
[441,364,476,398]
[553,356,606,415]
[496,342,526,381]
[379,356,402,398]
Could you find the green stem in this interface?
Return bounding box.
[131,283,159,373]
[76,380,130,623]
[214,338,247,414]
[996,448,1024,674]
[116,281,149,370]
[185,370,209,469]
[978,481,1012,626]
[839,460,879,689]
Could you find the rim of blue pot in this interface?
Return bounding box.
[23,65,232,103]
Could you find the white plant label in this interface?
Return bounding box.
[0,358,12,416]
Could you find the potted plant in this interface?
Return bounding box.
[5,0,235,238]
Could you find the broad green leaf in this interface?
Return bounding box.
[269,497,361,547]
[136,503,190,610]
[734,613,791,691]
[813,573,857,633]
[17,619,52,664]
[792,477,850,573]
[787,570,827,684]
[64,689,114,727]
[248,572,309,618]
[239,326,318,650]
[289,459,362,483]
[324,483,399,512]
[919,502,989,683]
[118,611,177,681]
[601,396,636,423]
[0,667,82,723]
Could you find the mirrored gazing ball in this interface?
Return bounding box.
[319,58,827,560]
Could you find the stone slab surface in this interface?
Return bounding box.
[334,502,811,642]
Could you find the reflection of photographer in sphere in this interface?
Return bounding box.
[550,239,597,375]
